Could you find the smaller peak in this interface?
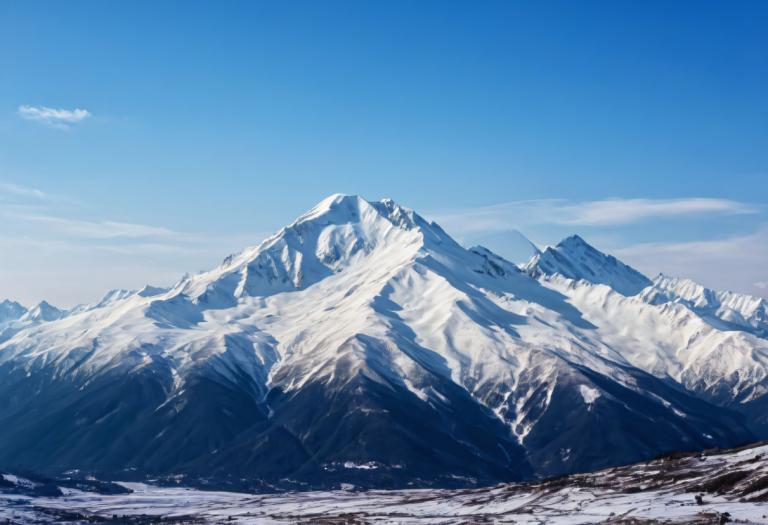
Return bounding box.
[528,234,651,296]
[0,299,27,322]
[0,298,25,310]
[556,234,592,250]
[21,300,65,322]
[561,234,586,243]
[138,285,167,297]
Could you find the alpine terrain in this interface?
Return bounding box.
[4,440,768,523]
[0,195,765,490]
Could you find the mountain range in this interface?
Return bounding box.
[0,194,766,490]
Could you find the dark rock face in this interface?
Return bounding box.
[0,349,753,490]
[0,353,534,489]
[521,366,753,478]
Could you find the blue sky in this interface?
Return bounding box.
[1,1,766,306]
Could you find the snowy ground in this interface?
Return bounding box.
[2,443,768,524]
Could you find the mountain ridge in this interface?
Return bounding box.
[0,194,764,490]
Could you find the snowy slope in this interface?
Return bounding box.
[0,195,761,489]
[539,275,768,401]
[642,274,768,337]
[528,238,768,433]
[3,440,767,524]
[0,299,66,344]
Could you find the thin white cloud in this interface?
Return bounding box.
[429,199,560,234]
[614,225,768,298]
[0,182,46,200]
[9,212,178,239]
[0,208,271,306]
[17,105,91,130]
[430,197,757,233]
[559,198,756,226]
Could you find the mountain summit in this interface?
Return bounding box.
[176,194,459,307]
[19,300,66,323]
[525,234,652,296]
[0,195,762,490]
[0,300,26,324]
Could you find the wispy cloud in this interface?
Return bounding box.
[10,213,179,239]
[0,182,46,200]
[614,225,768,297]
[17,105,91,130]
[430,197,757,233]
[0,195,271,306]
[559,198,756,226]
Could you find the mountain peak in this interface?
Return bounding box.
[294,194,427,234]
[525,235,651,296]
[178,194,452,306]
[0,299,27,324]
[297,193,365,222]
[137,284,167,297]
[20,300,65,323]
[557,234,589,248]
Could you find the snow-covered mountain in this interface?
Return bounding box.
[19,300,66,323]
[526,239,768,434]
[525,234,652,296]
[0,298,66,344]
[642,274,768,337]
[0,194,763,490]
[0,299,26,324]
